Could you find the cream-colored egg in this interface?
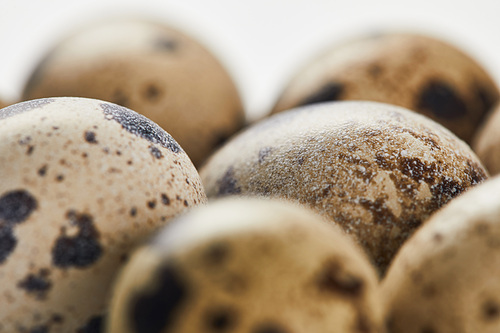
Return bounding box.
[272,32,499,144]
[382,175,500,333]
[0,97,207,332]
[107,197,384,333]
[201,101,487,272]
[22,19,245,167]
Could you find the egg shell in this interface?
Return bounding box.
[472,102,500,175]
[272,32,499,144]
[0,97,207,332]
[200,101,487,272]
[382,175,500,333]
[107,197,384,333]
[22,19,245,167]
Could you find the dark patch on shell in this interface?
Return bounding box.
[143,84,163,102]
[316,259,364,297]
[149,146,163,159]
[358,197,398,227]
[130,207,137,217]
[299,82,344,106]
[0,225,16,264]
[216,167,241,196]
[147,200,157,209]
[17,269,52,299]
[482,300,500,321]
[154,36,178,52]
[0,99,55,120]
[203,242,230,266]
[131,263,188,333]
[204,306,238,332]
[52,210,103,268]
[161,194,170,205]
[38,165,48,177]
[84,131,98,144]
[77,314,104,333]
[29,325,49,333]
[417,80,467,119]
[0,190,38,224]
[252,322,289,333]
[101,103,181,153]
[258,147,273,164]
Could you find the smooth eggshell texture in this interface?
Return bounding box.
[272,32,499,144]
[22,19,245,167]
[201,101,487,272]
[382,175,500,333]
[473,102,500,175]
[0,97,206,332]
[107,197,384,333]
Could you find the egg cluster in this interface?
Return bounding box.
[2,16,500,333]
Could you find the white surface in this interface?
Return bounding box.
[1,0,500,120]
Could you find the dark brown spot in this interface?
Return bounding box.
[77,314,104,333]
[17,269,52,299]
[101,103,181,153]
[161,194,170,206]
[154,37,178,51]
[433,233,443,243]
[143,84,162,102]
[56,175,64,182]
[0,225,16,264]
[38,165,48,177]
[147,200,157,209]
[29,325,49,333]
[149,146,163,159]
[27,145,35,155]
[130,207,137,217]
[358,197,398,227]
[216,167,241,196]
[52,210,103,268]
[183,200,188,207]
[84,131,98,144]
[482,300,500,321]
[203,242,230,266]
[204,306,238,332]
[316,259,364,297]
[0,190,38,224]
[299,82,344,106]
[131,263,188,333]
[417,80,467,119]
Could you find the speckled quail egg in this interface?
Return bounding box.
[201,101,488,272]
[272,32,499,144]
[472,102,500,175]
[382,175,500,333]
[0,97,207,332]
[107,197,384,333]
[22,18,245,167]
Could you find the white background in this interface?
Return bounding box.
[1,0,500,120]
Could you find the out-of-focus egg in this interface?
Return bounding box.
[382,175,500,333]
[107,197,384,333]
[473,102,500,175]
[272,32,499,144]
[0,97,206,332]
[201,101,487,272]
[22,19,245,167]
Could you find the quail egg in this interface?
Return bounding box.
[107,197,384,333]
[22,18,245,167]
[272,32,499,144]
[382,175,500,333]
[0,97,206,332]
[201,101,487,272]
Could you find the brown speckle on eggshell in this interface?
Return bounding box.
[201,101,488,272]
[382,175,500,333]
[272,32,500,143]
[22,19,245,167]
[0,97,206,332]
[106,198,384,333]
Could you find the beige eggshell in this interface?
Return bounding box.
[200,101,487,272]
[272,32,499,144]
[382,175,500,333]
[473,102,500,175]
[22,19,245,167]
[107,197,384,333]
[0,97,206,332]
